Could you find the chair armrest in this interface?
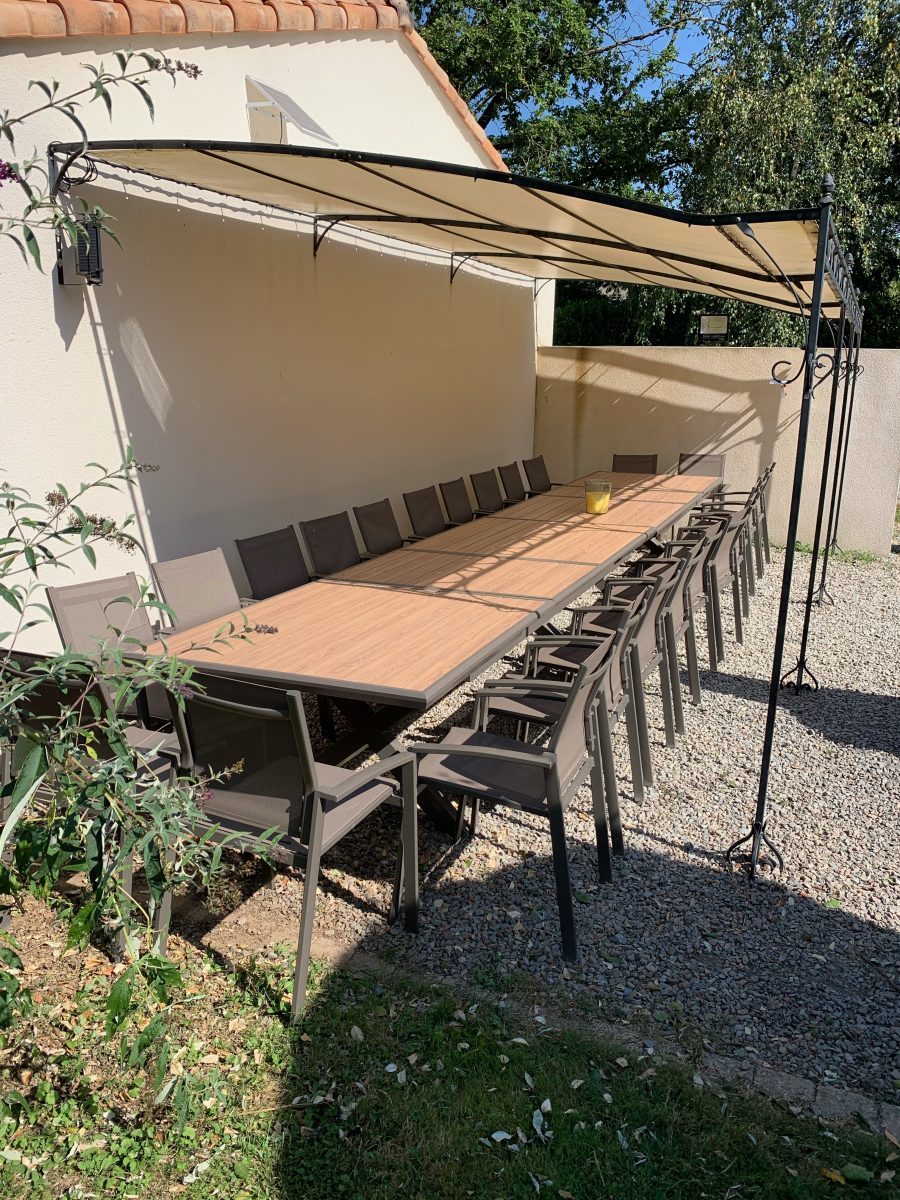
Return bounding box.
[316,751,415,802]
[409,741,554,770]
[479,675,572,693]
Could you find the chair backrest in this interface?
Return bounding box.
[353,498,404,557]
[522,455,552,493]
[498,462,527,504]
[439,477,475,525]
[236,526,310,600]
[403,486,447,539]
[547,642,614,794]
[169,671,318,842]
[678,452,726,478]
[470,469,504,514]
[299,511,361,576]
[47,572,156,653]
[606,559,684,671]
[664,529,711,618]
[152,549,241,631]
[612,453,658,475]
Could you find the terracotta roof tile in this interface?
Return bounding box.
[0,0,507,170]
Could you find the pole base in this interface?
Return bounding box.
[814,584,835,606]
[725,821,784,879]
[779,658,820,693]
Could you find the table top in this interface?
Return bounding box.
[156,470,719,709]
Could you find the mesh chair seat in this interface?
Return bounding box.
[612,453,658,474]
[403,486,448,539]
[236,527,310,600]
[300,512,361,576]
[353,498,404,556]
[678,452,726,477]
[417,727,553,813]
[470,469,505,514]
[498,462,527,504]
[198,758,397,859]
[152,549,242,630]
[440,478,475,525]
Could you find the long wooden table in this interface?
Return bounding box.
[157,471,718,713]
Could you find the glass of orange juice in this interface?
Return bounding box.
[584,480,612,514]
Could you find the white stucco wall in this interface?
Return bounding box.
[2,33,538,650]
[534,345,900,555]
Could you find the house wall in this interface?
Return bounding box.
[3,33,536,650]
[534,345,900,554]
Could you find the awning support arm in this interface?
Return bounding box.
[313,217,342,256]
[726,173,835,880]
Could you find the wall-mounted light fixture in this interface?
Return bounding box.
[74,215,103,285]
[698,313,729,343]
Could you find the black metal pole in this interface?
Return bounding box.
[820,307,864,592]
[816,313,860,604]
[726,175,834,878]
[781,306,847,693]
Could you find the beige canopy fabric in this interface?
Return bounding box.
[59,141,845,316]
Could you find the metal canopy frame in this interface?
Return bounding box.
[49,142,864,880]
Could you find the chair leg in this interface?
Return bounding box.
[658,656,676,748]
[704,590,718,673]
[664,613,685,735]
[623,688,645,803]
[761,509,771,563]
[317,695,336,742]
[685,610,703,705]
[740,549,751,612]
[596,704,624,857]
[589,754,612,884]
[709,566,726,662]
[629,647,654,788]
[400,759,418,934]
[753,515,765,578]
[546,797,577,961]
[150,847,174,957]
[292,799,324,1022]
[731,573,744,644]
[118,834,134,957]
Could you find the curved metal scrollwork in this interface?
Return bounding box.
[770,350,836,389]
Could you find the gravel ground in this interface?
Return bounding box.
[192,546,900,1101]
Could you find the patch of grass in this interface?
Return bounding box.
[793,540,882,565]
[1,949,895,1199]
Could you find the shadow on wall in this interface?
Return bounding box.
[72,194,535,591]
[538,345,795,485]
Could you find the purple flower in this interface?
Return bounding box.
[0,160,20,187]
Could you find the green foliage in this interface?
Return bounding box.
[413,0,900,346]
[0,52,199,270]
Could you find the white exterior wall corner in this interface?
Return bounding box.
[2,33,537,651]
[534,345,900,555]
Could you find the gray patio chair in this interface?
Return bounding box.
[353,498,405,557]
[167,671,418,1018]
[498,461,528,505]
[518,585,652,801]
[522,454,558,494]
[477,618,638,861]
[611,453,659,474]
[439,477,476,525]
[688,501,753,660]
[678,452,726,481]
[411,656,616,961]
[46,573,170,728]
[470,468,509,514]
[299,511,362,577]
[236,526,310,600]
[152,548,243,631]
[654,528,713,708]
[403,485,449,539]
[706,461,775,577]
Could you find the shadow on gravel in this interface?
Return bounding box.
[698,669,900,757]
